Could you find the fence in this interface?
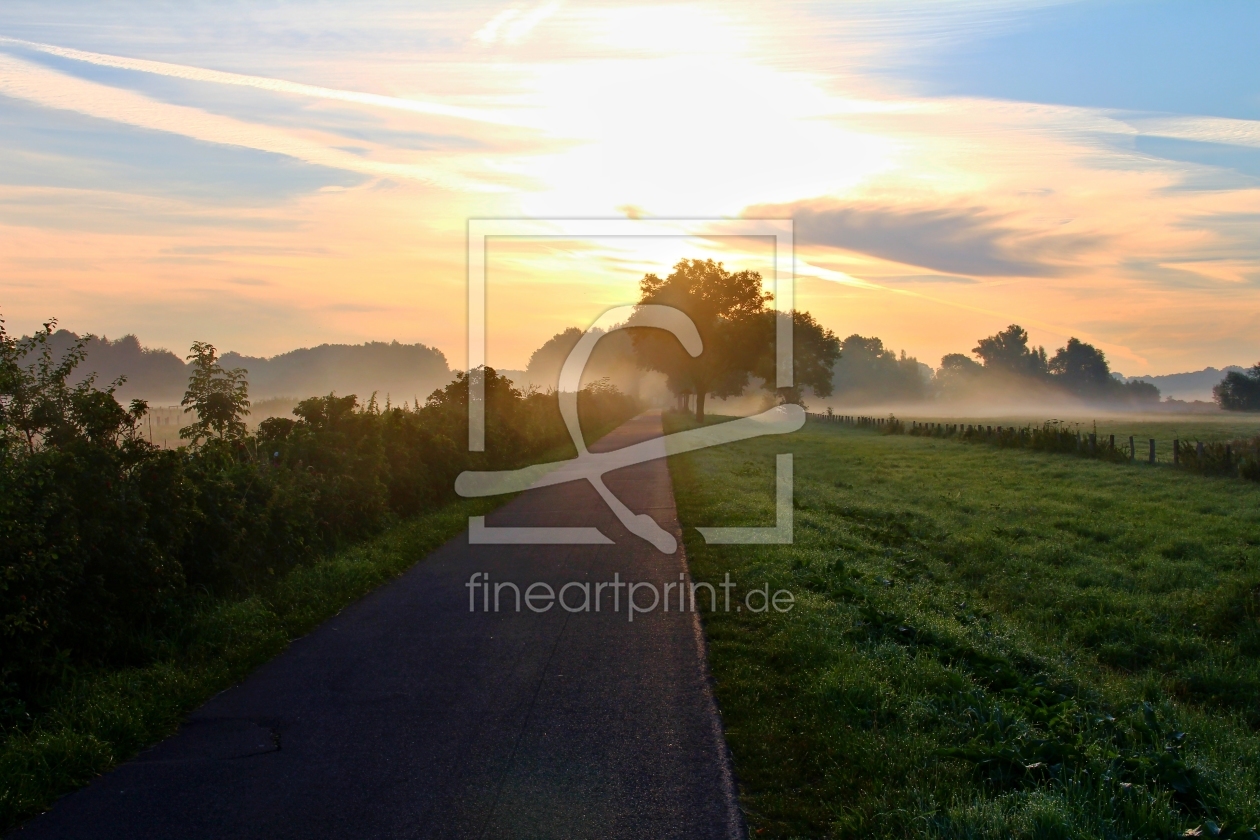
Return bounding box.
[805,412,1260,482]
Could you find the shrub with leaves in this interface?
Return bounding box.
[1,317,640,726]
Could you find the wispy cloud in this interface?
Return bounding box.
[474,3,562,45]
[1127,115,1260,149]
[749,198,1104,277]
[0,52,509,191]
[0,36,527,127]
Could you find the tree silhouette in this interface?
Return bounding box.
[1214,363,1260,411]
[973,324,1047,376]
[181,341,250,444]
[631,259,770,421]
[1048,338,1113,395]
[759,310,841,407]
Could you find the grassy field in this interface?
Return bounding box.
[667,413,1260,839]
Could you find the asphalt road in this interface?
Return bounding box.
[14,411,743,840]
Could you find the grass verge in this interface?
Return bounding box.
[668,413,1260,838]
[0,496,500,832]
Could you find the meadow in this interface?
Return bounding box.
[667,414,1260,839]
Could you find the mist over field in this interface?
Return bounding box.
[29,319,1257,428]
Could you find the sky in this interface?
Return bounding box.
[0,0,1257,375]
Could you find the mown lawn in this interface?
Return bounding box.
[667,414,1260,839]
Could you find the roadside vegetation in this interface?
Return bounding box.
[0,317,638,830]
[668,414,1260,838]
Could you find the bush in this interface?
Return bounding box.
[0,319,639,726]
[1178,436,1260,482]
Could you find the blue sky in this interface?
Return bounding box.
[904,0,1259,120]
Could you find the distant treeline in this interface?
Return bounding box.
[1124,365,1246,401]
[828,325,1165,408]
[0,320,638,726]
[36,330,453,406]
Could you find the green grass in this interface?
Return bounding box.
[667,413,1260,839]
[0,496,500,832]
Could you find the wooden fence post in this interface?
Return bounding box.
[1129,435,1135,460]
[1149,439,1156,465]
[1089,433,1096,454]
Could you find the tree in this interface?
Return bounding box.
[1120,379,1161,404]
[939,352,982,376]
[0,318,152,454]
[973,324,1047,377]
[754,311,842,407]
[1048,338,1113,396]
[181,341,250,444]
[830,335,926,403]
[527,327,585,389]
[631,258,771,421]
[934,352,983,394]
[1214,363,1260,411]
[525,326,643,395]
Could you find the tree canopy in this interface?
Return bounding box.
[1214,363,1260,411]
[631,258,771,421]
[830,334,927,404]
[631,258,840,420]
[973,324,1048,377]
[1048,337,1113,395]
[180,342,250,444]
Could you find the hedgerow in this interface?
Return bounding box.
[0,319,637,729]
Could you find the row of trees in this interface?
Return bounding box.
[819,325,1161,407]
[936,324,1161,404]
[831,325,1259,411]
[0,318,638,724]
[522,260,1181,415]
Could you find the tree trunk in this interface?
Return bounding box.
[695,390,706,423]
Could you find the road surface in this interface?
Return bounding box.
[14,411,743,840]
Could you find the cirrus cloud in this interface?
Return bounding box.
[746,197,1107,278]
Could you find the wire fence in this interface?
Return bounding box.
[806,412,1260,482]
